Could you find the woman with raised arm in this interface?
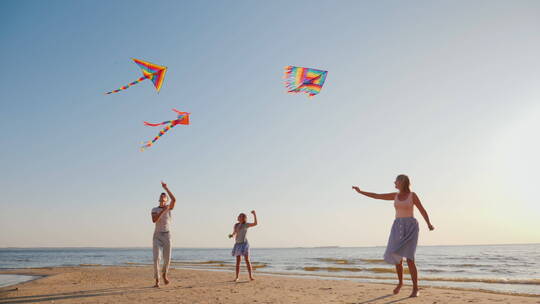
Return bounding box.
[352,175,434,298]
[150,181,176,288]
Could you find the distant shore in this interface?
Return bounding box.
[1,266,538,304]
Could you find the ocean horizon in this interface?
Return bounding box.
[2,242,538,249]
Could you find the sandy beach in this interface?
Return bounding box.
[0,266,538,304]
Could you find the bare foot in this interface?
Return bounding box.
[163,274,170,285]
[154,280,160,288]
[249,276,255,281]
[410,288,419,297]
[393,284,403,294]
[233,278,239,282]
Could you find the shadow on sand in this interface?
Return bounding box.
[0,286,154,303]
[351,294,412,304]
[0,280,240,304]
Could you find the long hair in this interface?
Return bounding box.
[396,174,411,192]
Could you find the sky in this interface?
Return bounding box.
[0,0,539,248]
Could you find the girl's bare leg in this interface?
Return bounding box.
[234,256,241,281]
[244,255,254,280]
[406,259,419,297]
[393,260,403,294]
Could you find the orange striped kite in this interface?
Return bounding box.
[140,109,190,151]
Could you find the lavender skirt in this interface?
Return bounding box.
[231,241,250,256]
[383,217,419,264]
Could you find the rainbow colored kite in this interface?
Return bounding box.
[106,58,167,94]
[141,109,190,151]
[283,66,328,97]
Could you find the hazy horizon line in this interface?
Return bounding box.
[1,242,538,250]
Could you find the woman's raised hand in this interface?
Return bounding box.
[352,186,361,193]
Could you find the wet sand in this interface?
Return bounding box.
[0,266,538,303]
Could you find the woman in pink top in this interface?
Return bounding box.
[352,175,434,297]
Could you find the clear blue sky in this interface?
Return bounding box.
[1,0,539,247]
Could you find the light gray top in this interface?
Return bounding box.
[235,223,249,244]
[151,206,171,233]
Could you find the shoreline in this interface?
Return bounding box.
[0,266,539,303]
[2,264,539,297]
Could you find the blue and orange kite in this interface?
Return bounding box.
[283,66,328,97]
[141,109,190,151]
[106,58,167,94]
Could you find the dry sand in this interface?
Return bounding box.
[0,266,539,303]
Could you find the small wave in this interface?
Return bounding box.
[446,256,483,261]
[79,264,101,266]
[303,266,408,274]
[360,259,386,264]
[315,258,354,265]
[457,264,501,268]
[304,266,363,272]
[430,263,494,268]
[451,264,480,267]
[315,258,388,265]
[423,277,540,285]
[180,260,227,265]
[366,267,410,274]
[304,266,446,275]
[172,261,228,267]
[171,260,267,269]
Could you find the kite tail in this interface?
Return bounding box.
[106,75,149,94]
[143,120,172,127]
[284,73,320,91]
[140,123,176,151]
[283,66,302,92]
[172,108,190,115]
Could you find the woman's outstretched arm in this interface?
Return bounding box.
[412,193,435,230]
[352,186,396,201]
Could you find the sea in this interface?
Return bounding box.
[1,244,539,295]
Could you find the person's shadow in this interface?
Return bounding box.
[351,294,411,304]
[0,286,155,303]
[0,281,237,304]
